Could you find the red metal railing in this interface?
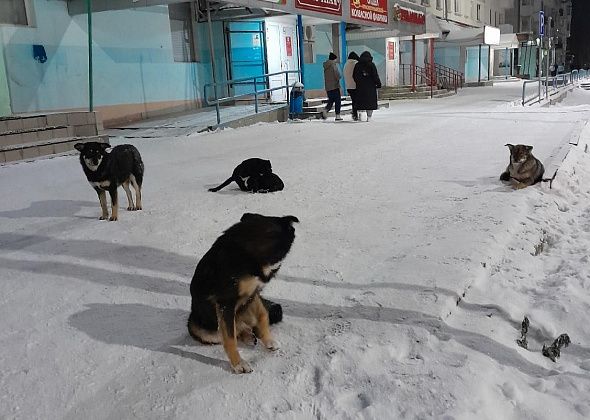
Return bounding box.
[400,64,435,98]
[434,64,464,92]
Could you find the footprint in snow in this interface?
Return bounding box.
[500,382,522,403]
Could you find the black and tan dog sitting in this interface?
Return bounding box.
[187,213,298,374]
[500,144,545,189]
[74,142,144,221]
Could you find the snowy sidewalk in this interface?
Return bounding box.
[106,103,286,138]
[1,83,590,419]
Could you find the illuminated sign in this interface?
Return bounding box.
[392,3,425,25]
[295,0,342,16]
[350,0,388,24]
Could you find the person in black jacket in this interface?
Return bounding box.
[352,51,382,122]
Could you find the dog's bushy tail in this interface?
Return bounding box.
[130,146,144,186]
[261,297,283,324]
[208,177,234,192]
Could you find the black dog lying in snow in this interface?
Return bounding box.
[208,158,284,193]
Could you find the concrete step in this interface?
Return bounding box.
[0,135,109,164]
[0,111,107,163]
[0,111,103,136]
[0,126,75,147]
[295,100,389,120]
[304,97,350,107]
[381,89,455,100]
[379,84,428,93]
[303,101,353,112]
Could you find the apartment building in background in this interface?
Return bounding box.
[518,0,573,70]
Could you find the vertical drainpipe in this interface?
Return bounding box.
[411,35,416,91]
[487,45,491,81]
[206,0,220,126]
[86,0,93,112]
[478,44,482,84]
[340,21,346,92]
[297,15,305,85]
[428,38,438,86]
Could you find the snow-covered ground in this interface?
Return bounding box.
[2,83,590,419]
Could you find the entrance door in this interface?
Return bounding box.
[226,21,267,97]
[385,38,399,86]
[266,23,284,102]
[266,22,299,102]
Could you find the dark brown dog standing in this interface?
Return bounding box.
[75,142,144,221]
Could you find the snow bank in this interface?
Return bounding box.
[1,84,590,419]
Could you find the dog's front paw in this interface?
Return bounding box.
[127,206,135,211]
[109,216,118,221]
[264,339,280,351]
[231,359,253,374]
[238,329,257,346]
[99,216,108,220]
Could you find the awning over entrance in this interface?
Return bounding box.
[492,34,519,50]
[431,18,501,47]
[219,0,426,34]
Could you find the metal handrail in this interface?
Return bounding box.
[434,63,465,90]
[400,64,434,98]
[521,69,590,106]
[203,70,301,126]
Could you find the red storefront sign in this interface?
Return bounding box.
[295,0,342,16]
[350,0,388,25]
[286,36,293,57]
[388,41,395,60]
[392,3,426,25]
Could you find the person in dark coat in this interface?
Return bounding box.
[352,51,382,122]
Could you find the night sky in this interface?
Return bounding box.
[569,0,590,68]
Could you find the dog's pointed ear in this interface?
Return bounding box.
[526,145,533,152]
[74,143,85,152]
[505,143,514,151]
[99,142,110,150]
[283,215,299,224]
[241,212,262,222]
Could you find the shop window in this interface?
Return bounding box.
[0,0,30,26]
[168,3,198,63]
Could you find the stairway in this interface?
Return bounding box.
[378,84,456,100]
[300,96,390,119]
[0,112,108,164]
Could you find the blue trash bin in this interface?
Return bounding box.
[289,82,304,119]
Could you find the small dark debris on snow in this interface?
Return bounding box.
[516,316,530,349]
[542,333,571,362]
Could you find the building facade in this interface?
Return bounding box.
[0,0,429,122]
[503,0,573,77]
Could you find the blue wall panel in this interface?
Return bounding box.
[1,1,227,113]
